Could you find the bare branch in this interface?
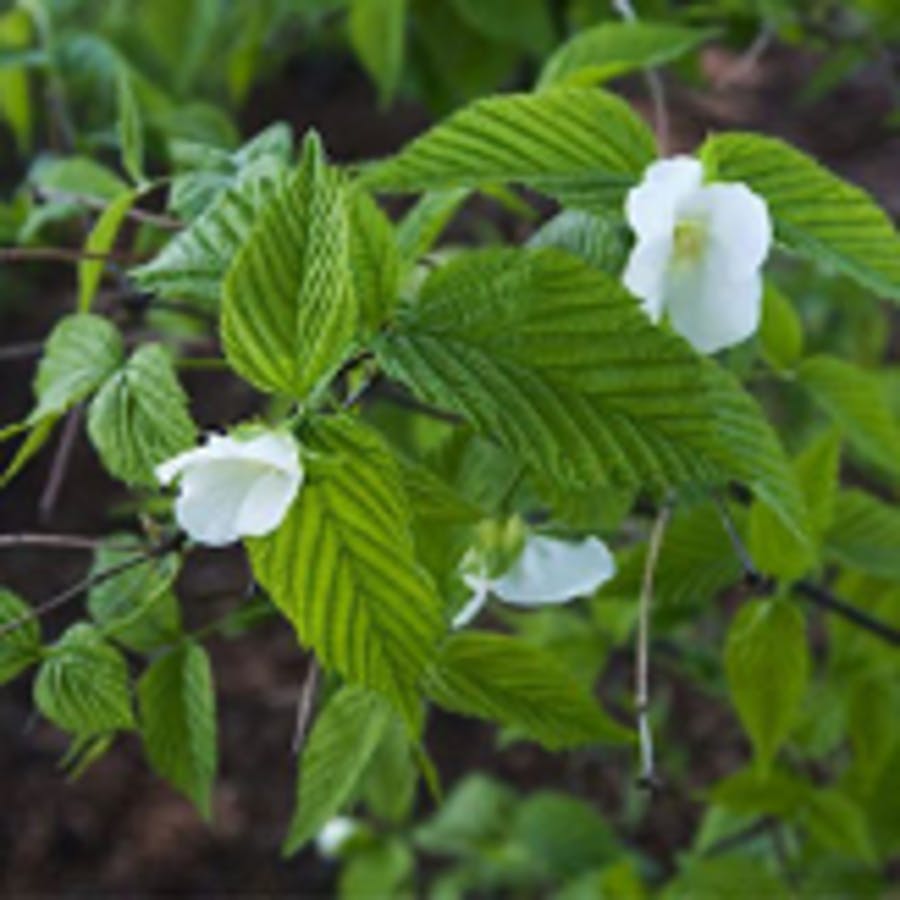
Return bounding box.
[292,659,321,753]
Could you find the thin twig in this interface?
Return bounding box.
[714,497,900,646]
[0,533,110,551]
[292,659,321,753]
[0,246,145,265]
[612,0,670,153]
[39,406,82,522]
[715,26,775,90]
[0,533,184,638]
[0,341,45,363]
[635,503,672,791]
[36,188,183,231]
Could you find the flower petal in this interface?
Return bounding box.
[235,465,303,538]
[626,156,704,240]
[452,575,491,628]
[623,234,673,322]
[666,259,763,354]
[697,182,772,277]
[491,536,616,607]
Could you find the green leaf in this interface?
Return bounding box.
[725,599,810,770]
[538,21,714,89]
[758,282,804,371]
[847,676,898,789]
[363,88,657,213]
[31,314,124,422]
[78,190,138,313]
[248,416,444,726]
[424,631,631,748]
[87,343,196,487]
[348,187,401,333]
[131,159,285,306]
[748,429,841,580]
[825,490,900,580]
[800,789,877,865]
[375,248,808,542]
[395,187,468,265]
[701,133,900,301]
[138,641,217,819]
[339,838,414,900]
[34,623,135,736]
[662,857,789,900]
[798,355,900,480]
[87,534,181,652]
[117,71,145,185]
[0,9,33,153]
[360,717,418,824]
[451,0,554,55]
[0,588,42,684]
[283,685,393,855]
[0,415,57,487]
[710,766,811,819]
[222,133,357,397]
[527,209,630,276]
[32,156,129,203]
[348,0,406,105]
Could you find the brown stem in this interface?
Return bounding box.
[39,406,82,522]
[0,246,145,265]
[292,659,321,753]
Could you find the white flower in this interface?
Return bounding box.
[623,156,773,354]
[155,430,303,547]
[453,535,616,628]
[316,816,359,858]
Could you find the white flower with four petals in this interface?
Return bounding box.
[155,430,303,547]
[623,156,773,353]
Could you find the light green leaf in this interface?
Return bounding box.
[131,159,285,306]
[339,837,414,900]
[31,314,124,422]
[798,355,900,479]
[32,156,129,203]
[360,717,418,825]
[395,188,467,265]
[758,282,804,371]
[348,187,401,333]
[538,21,714,89]
[0,415,57,487]
[88,534,181,652]
[375,248,808,542]
[0,588,42,684]
[283,685,393,855]
[725,599,810,770]
[363,88,657,212]
[702,133,900,301]
[34,623,135,736]
[138,641,217,819]
[748,429,841,580]
[825,490,900,580]
[117,71,145,185]
[348,0,406,105]
[424,631,631,748]
[847,676,897,789]
[222,133,357,397]
[451,0,554,55]
[87,343,196,487]
[78,191,138,313]
[527,209,630,276]
[248,416,444,726]
[0,9,33,153]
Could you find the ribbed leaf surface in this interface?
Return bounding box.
[222,134,357,397]
[0,589,41,685]
[248,417,444,725]
[825,490,900,580]
[34,624,134,736]
[87,343,196,486]
[138,641,217,819]
[131,160,284,306]
[425,632,631,748]
[283,685,393,855]
[702,133,900,301]
[363,88,657,211]
[375,249,807,540]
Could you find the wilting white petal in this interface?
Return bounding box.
[622,235,672,322]
[491,536,616,607]
[156,430,302,547]
[452,575,492,629]
[667,263,763,355]
[625,156,704,239]
[316,817,359,858]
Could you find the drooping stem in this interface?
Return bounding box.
[635,503,672,790]
[39,405,82,522]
